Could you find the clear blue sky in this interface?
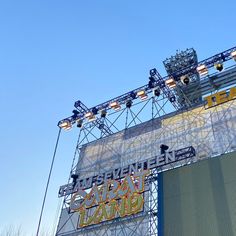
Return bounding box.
[0,0,235,235]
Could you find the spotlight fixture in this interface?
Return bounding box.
[149,76,156,88]
[231,50,236,61]
[150,68,157,76]
[85,111,96,121]
[149,76,155,83]
[76,119,83,128]
[137,90,148,100]
[72,110,79,119]
[71,173,79,187]
[100,109,107,118]
[126,100,133,108]
[148,80,155,89]
[58,119,72,130]
[130,91,136,99]
[160,144,169,154]
[110,101,121,111]
[153,87,160,97]
[165,77,176,89]
[180,75,190,85]
[196,64,208,76]
[214,63,223,72]
[169,95,176,103]
[92,107,98,115]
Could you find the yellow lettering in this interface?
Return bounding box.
[215,90,228,104]
[108,180,120,200]
[229,87,236,100]
[76,170,150,228]
[126,193,144,215]
[205,94,216,108]
[108,197,126,219]
[93,203,109,224]
[78,208,87,227]
[70,190,87,212]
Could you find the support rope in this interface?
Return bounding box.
[36,128,62,236]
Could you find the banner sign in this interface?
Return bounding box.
[205,86,236,108]
[71,169,150,228]
[59,146,195,197]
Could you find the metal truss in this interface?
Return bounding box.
[58,46,236,130]
[56,95,236,236]
[163,48,198,80]
[55,46,236,236]
[165,46,236,80]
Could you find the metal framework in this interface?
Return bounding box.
[55,46,236,236]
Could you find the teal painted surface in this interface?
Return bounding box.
[163,152,236,236]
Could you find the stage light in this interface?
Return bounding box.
[58,120,72,130]
[149,76,155,89]
[126,100,133,108]
[85,111,96,121]
[130,91,136,99]
[231,50,236,61]
[196,64,208,76]
[100,109,107,118]
[150,68,157,76]
[137,90,148,100]
[110,101,121,111]
[180,75,190,85]
[169,96,176,102]
[214,63,223,72]
[153,87,160,97]
[71,173,79,187]
[92,107,98,115]
[148,80,155,89]
[160,144,169,154]
[165,77,176,89]
[72,109,79,118]
[149,76,155,83]
[76,119,83,128]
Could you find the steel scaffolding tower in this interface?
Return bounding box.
[55,46,236,236]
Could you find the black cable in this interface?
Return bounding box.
[36,128,62,236]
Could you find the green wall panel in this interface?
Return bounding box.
[163,152,236,236]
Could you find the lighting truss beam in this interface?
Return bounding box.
[163,48,198,80]
[73,68,181,116]
[58,100,113,136]
[58,46,236,128]
[168,46,236,80]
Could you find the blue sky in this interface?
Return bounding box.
[0,0,235,235]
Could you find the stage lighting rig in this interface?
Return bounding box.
[100,109,107,118]
[153,87,161,97]
[150,68,157,76]
[126,100,133,108]
[110,101,121,111]
[58,46,236,133]
[214,63,223,72]
[137,90,148,100]
[85,111,96,122]
[76,119,83,128]
[58,119,72,130]
[169,96,176,103]
[231,51,236,61]
[197,64,208,76]
[165,77,177,89]
[180,75,190,85]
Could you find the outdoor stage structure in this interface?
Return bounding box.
[55,46,236,236]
